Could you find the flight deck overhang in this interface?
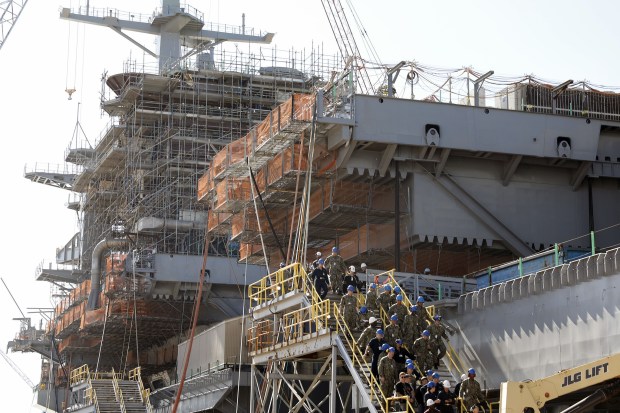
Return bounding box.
[341,95,616,161]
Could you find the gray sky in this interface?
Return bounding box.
[0,0,618,410]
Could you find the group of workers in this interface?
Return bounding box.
[304,248,489,412]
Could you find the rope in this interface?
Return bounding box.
[248,162,271,272]
[95,298,110,373]
[234,251,250,412]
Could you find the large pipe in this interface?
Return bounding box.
[134,217,202,233]
[560,380,620,413]
[87,238,129,310]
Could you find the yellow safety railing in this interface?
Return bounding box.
[385,395,414,413]
[247,298,331,353]
[333,304,388,412]
[111,368,127,413]
[249,263,320,306]
[85,387,101,413]
[378,271,468,379]
[70,364,90,386]
[129,366,154,413]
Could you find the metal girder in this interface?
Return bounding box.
[334,335,377,412]
[0,0,29,51]
[502,155,522,186]
[571,161,592,191]
[336,141,357,169]
[428,167,533,257]
[435,148,451,177]
[109,26,158,58]
[378,144,397,176]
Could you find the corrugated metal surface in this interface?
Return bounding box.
[177,315,250,377]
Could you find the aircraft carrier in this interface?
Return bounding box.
[6,1,620,412]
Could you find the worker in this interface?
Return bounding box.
[365,283,379,313]
[342,265,361,293]
[413,330,434,372]
[378,346,398,399]
[389,294,409,324]
[394,372,416,411]
[415,296,433,329]
[385,314,403,347]
[437,379,456,413]
[424,397,441,413]
[365,329,387,378]
[423,382,440,412]
[357,305,371,328]
[429,315,449,369]
[405,361,421,383]
[391,285,403,306]
[459,368,488,412]
[324,246,347,294]
[377,284,393,318]
[393,338,414,372]
[340,285,359,331]
[357,316,378,353]
[403,305,420,350]
[311,251,322,269]
[415,376,429,409]
[453,373,466,402]
[311,259,330,299]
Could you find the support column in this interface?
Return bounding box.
[249,364,256,412]
[395,162,401,271]
[330,346,337,413]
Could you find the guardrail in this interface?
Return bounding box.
[129,366,154,413]
[333,304,387,412]
[111,368,127,413]
[248,262,321,306]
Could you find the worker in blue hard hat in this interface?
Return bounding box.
[459,368,488,412]
[365,328,387,379]
[377,284,393,317]
[429,314,449,369]
[388,294,408,327]
[365,282,379,314]
[415,295,434,328]
[324,246,346,294]
[311,258,329,299]
[413,329,434,372]
[385,314,403,348]
[377,345,398,402]
[340,285,359,331]
[391,285,402,306]
[403,305,421,350]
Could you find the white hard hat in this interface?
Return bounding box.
[368,316,377,324]
[361,262,367,268]
[443,380,451,388]
[461,374,467,381]
[349,265,355,272]
[424,267,431,274]
[316,251,322,257]
[426,399,435,407]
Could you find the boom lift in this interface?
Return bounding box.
[500,353,620,413]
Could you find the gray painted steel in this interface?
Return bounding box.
[446,248,620,389]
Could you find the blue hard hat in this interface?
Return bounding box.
[422,330,431,337]
[390,314,398,321]
[426,370,434,376]
[370,283,376,289]
[318,258,325,264]
[434,315,441,320]
[279,262,286,268]
[432,372,440,379]
[396,338,403,344]
[376,329,384,335]
[388,347,395,353]
[394,286,401,293]
[468,368,476,375]
[384,285,392,291]
[332,246,339,253]
[359,306,368,314]
[417,296,425,303]
[410,306,418,312]
[380,343,390,351]
[347,285,356,292]
[406,363,414,370]
[427,381,435,388]
[405,358,412,364]
[396,294,403,301]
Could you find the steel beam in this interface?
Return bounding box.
[435,148,451,177]
[378,144,397,176]
[502,155,522,186]
[571,161,592,191]
[429,167,533,256]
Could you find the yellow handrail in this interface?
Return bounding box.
[70,364,90,386]
[333,304,388,412]
[129,366,154,413]
[111,368,127,413]
[248,263,311,305]
[385,395,414,413]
